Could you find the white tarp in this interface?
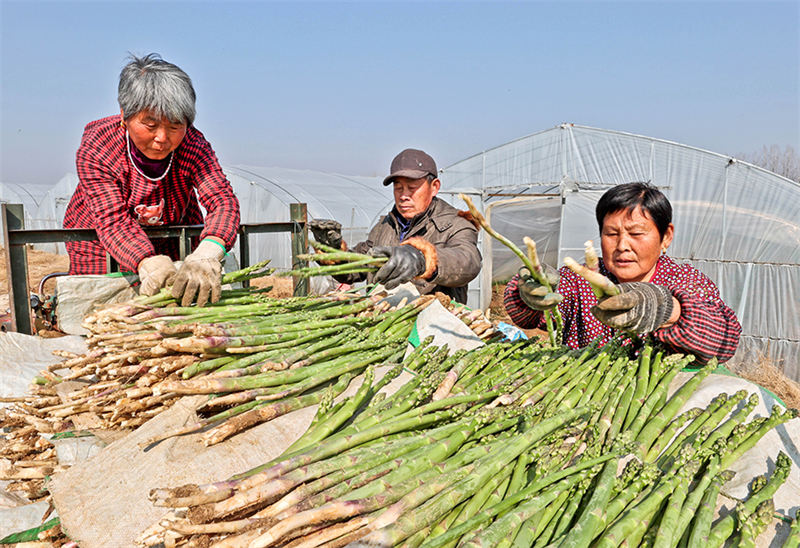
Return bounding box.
[0,332,87,399]
[48,367,412,548]
[55,275,138,335]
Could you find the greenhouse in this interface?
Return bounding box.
[439,123,800,379]
[6,124,799,378]
[222,165,391,273]
[0,181,41,245]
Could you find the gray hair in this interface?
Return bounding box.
[118,53,196,126]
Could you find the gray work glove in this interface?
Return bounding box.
[137,255,177,296]
[371,245,426,290]
[517,266,562,311]
[171,240,225,307]
[309,218,343,250]
[591,282,675,333]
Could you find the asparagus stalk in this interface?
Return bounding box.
[459,193,562,345]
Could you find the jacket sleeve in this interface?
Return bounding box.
[503,274,545,329]
[75,145,156,272]
[419,219,481,291]
[188,136,240,250]
[652,285,742,364]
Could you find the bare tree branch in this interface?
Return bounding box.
[737,145,800,182]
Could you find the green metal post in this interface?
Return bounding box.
[238,226,250,288]
[2,203,33,335]
[290,203,308,296]
[179,227,190,260]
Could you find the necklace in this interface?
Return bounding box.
[126,131,174,182]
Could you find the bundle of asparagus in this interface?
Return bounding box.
[283,241,388,279]
[459,194,563,346]
[430,293,499,342]
[140,336,798,548]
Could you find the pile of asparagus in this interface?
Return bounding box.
[433,294,499,342]
[139,336,799,547]
[0,407,61,502]
[141,294,433,447]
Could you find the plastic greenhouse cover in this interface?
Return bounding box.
[223,165,393,271]
[17,167,394,272]
[0,182,39,247]
[441,124,800,380]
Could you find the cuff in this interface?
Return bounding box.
[194,239,226,261]
[402,237,438,280]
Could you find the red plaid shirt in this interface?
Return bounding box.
[63,115,240,274]
[504,255,741,364]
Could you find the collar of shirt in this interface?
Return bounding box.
[128,136,173,179]
[389,198,439,241]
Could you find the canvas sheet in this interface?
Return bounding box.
[668,372,800,518]
[0,332,87,400]
[48,366,412,548]
[55,274,138,335]
[415,300,484,354]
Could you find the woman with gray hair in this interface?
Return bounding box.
[63,53,240,307]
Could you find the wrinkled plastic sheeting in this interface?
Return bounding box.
[668,372,800,519]
[375,281,420,308]
[0,332,87,400]
[48,366,411,548]
[55,275,138,335]
[48,434,107,467]
[415,300,484,354]
[0,500,52,538]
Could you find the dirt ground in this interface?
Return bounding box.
[0,246,71,312]
[2,248,799,409]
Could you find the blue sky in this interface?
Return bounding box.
[1,0,798,188]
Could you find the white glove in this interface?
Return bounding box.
[171,239,226,307]
[137,255,177,296]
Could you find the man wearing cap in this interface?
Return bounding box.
[309,149,481,304]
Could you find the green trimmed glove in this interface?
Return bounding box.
[172,239,225,307]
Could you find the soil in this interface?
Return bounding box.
[2,248,799,410]
[0,246,70,303]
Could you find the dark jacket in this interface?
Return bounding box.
[338,197,481,304]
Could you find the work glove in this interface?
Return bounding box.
[171,239,225,307]
[517,266,562,311]
[591,282,675,333]
[371,245,427,290]
[309,219,344,250]
[137,255,177,297]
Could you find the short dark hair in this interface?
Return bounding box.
[595,182,672,238]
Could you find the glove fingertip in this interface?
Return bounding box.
[170,279,186,300]
[383,280,399,290]
[196,285,211,308]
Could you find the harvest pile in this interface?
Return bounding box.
[2,254,799,547]
[0,262,440,502]
[139,337,798,547]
